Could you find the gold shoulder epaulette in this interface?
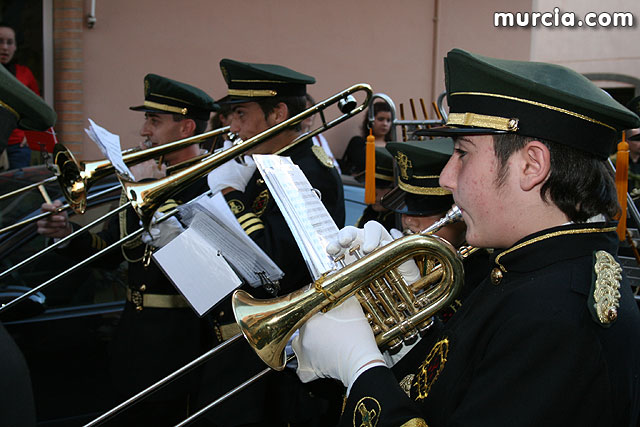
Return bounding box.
[311,145,334,168]
[589,250,622,327]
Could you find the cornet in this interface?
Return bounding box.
[232,206,470,371]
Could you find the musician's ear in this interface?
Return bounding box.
[180,118,196,137]
[519,139,551,192]
[271,102,289,125]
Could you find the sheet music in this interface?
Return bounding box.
[153,226,242,317]
[84,118,134,180]
[253,155,339,280]
[176,191,284,288]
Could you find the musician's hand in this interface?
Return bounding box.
[140,212,184,249]
[37,200,73,239]
[207,155,256,194]
[326,221,421,284]
[130,159,167,181]
[292,296,386,390]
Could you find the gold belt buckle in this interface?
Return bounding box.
[130,289,144,311]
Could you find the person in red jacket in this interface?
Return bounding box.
[0,22,40,169]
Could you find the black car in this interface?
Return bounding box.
[1,165,127,426]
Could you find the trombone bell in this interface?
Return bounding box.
[54,144,88,213]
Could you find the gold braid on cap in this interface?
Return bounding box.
[143,101,187,115]
[450,92,616,131]
[228,89,277,97]
[447,112,518,131]
[0,100,19,120]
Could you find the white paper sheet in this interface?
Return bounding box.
[176,192,284,288]
[153,226,242,316]
[253,154,339,280]
[84,118,134,180]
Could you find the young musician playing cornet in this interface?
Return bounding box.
[292,49,640,426]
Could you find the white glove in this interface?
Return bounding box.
[292,296,386,390]
[140,212,185,248]
[207,156,256,194]
[326,221,421,284]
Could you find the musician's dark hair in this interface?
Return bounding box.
[361,101,392,141]
[0,21,17,36]
[492,133,619,222]
[257,95,307,132]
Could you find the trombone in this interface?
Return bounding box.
[0,83,373,315]
[122,83,373,227]
[0,126,231,236]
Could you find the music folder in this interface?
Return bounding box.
[153,191,284,316]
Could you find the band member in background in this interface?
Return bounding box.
[36,74,219,426]
[197,59,345,426]
[292,48,640,426]
[0,55,56,427]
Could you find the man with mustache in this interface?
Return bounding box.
[37,74,219,426]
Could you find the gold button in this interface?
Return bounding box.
[606,308,618,323]
[139,284,146,292]
[256,178,264,186]
[490,267,503,285]
[136,305,143,312]
[219,311,225,317]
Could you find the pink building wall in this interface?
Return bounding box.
[75,0,537,160]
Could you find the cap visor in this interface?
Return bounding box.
[380,187,434,216]
[414,125,508,138]
[217,96,255,106]
[129,105,164,114]
[381,186,455,216]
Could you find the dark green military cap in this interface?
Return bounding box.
[417,49,640,159]
[219,59,315,103]
[130,73,219,121]
[381,138,454,216]
[354,146,395,188]
[0,63,56,131]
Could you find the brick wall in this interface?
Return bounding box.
[52,0,84,157]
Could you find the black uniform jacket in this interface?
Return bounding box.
[391,247,491,383]
[61,177,210,401]
[0,322,36,426]
[342,223,640,427]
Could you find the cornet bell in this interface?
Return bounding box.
[232,232,465,371]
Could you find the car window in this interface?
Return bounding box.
[0,166,127,316]
[0,166,63,230]
[342,175,367,227]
